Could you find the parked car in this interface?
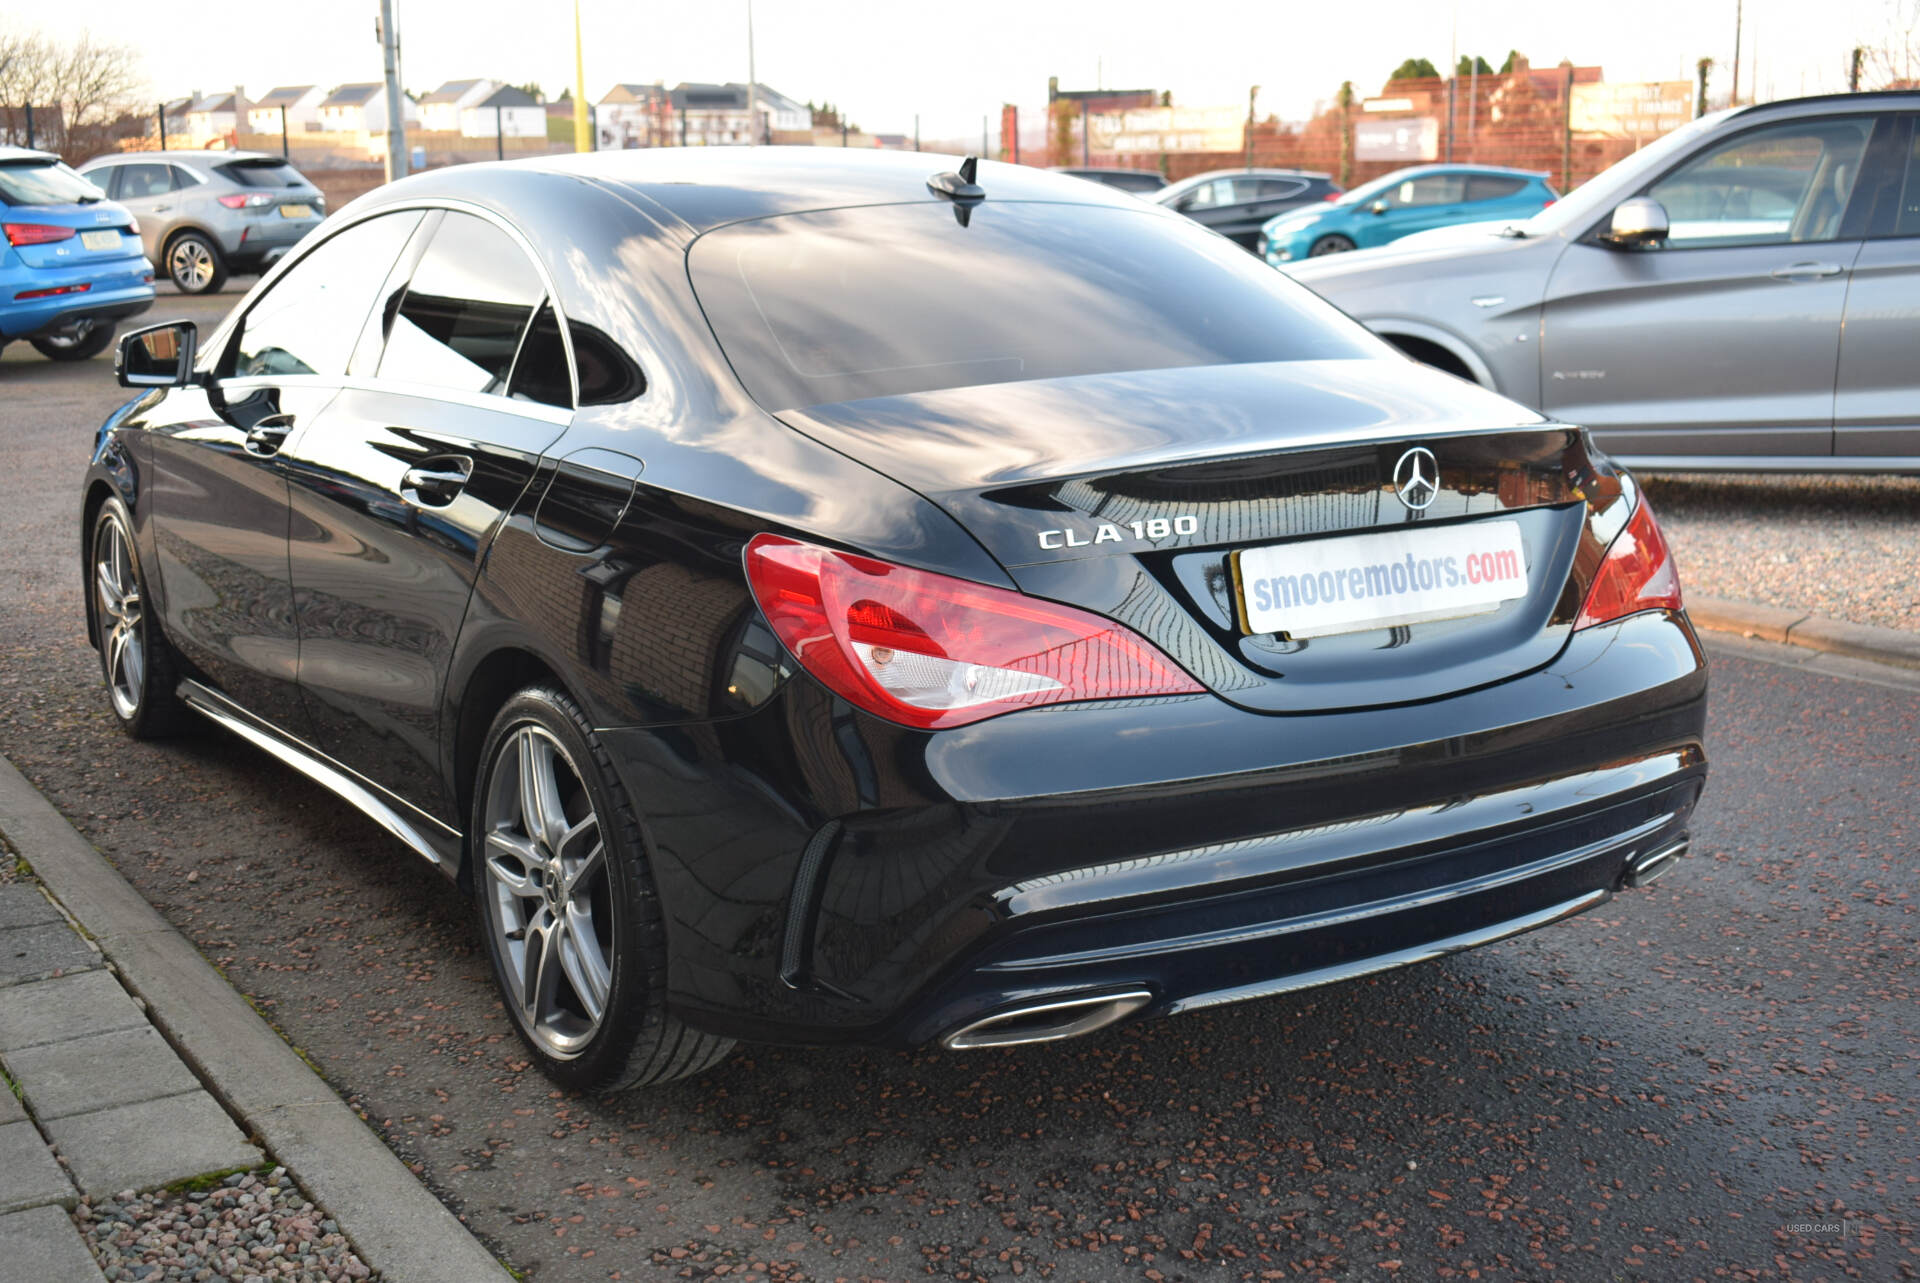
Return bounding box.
[84,150,1705,1093]
[1284,92,1920,472]
[1049,165,1166,194]
[77,151,324,296]
[1153,167,1342,248]
[1259,164,1556,262]
[0,147,153,362]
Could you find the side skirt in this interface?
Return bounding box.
[176,679,464,880]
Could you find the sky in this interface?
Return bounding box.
[14,0,1915,144]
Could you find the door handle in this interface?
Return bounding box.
[1770,261,1844,280]
[401,457,473,507]
[243,414,295,457]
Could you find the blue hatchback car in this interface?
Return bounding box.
[1,147,153,362]
[1259,164,1557,264]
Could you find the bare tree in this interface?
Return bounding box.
[1859,2,1920,88]
[0,24,147,162]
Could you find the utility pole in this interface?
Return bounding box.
[982,114,988,157]
[1730,0,1742,105]
[496,103,504,160]
[1244,84,1259,170]
[1849,46,1863,92]
[157,103,167,151]
[746,0,759,144]
[377,0,407,182]
[23,104,33,150]
[279,105,288,158]
[915,113,922,151]
[572,0,590,152]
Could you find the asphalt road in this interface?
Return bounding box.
[2,313,1917,1282]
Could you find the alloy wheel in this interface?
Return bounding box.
[168,238,215,292]
[481,725,613,1059]
[94,516,145,720]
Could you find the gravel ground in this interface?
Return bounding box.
[73,1168,378,1283]
[1640,472,1920,632]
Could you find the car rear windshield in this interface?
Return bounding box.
[0,159,105,207]
[688,201,1377,411]
[215,160,306,188]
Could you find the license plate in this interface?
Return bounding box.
[279,203,313,219]
[1233,519,1528,639]
[80,230,120,250]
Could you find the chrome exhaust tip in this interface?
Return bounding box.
[941,989,1154,1051]
[1627,837,1689,888]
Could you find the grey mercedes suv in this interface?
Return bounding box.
[1285,92,1920,473]
[77,151,324,295]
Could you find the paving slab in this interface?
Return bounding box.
[6,1026,199,1121]
[0,970,147,1054]
[0,1119,76,1213]
[0,1204,106,1283]
[0,923,97,989]
[0,885,59,931]
[0,1085,21,1125]
[42,1090,260,1198]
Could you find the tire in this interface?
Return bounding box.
[164,231,227,295]
[1308,234,1357,257]
[31,320,117,362]
[90,497,190,739]
[471,686,735,1093]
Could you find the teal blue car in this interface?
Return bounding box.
[1259,164,1556,264]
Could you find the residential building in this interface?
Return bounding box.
[419,79,498,133]
[597,83,672,149]
[318,83,418,135]
[667,82,808,146]
[246,86,325,135]
[460,86,545,139]
[184,90,243,145]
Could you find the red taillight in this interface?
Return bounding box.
[1542,198,1556,208]
[744,534,1203,729]
[1322,192,1339,202]
[3,223,76,246]
[1575,496,1683,630]
[217,192,273,209]
[13,282,90,301]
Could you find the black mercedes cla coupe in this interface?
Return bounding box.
[82,149,1706,1093]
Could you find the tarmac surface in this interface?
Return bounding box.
[2,292,1916,1280]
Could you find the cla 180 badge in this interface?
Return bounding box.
[1037,515,1200,551]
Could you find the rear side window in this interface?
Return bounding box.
[1465,175,1527,201]
[688,200,1377,411]
[1396,175,1466,206]
[0,158,106,206]
[215,160,306,189]
[1898,126,1920,237]
[229,211,424,378]
[1254,178,1306,200]
[378,212,543,396]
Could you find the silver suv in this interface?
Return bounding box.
[1284,92,1920,473]
[77,151,324,295]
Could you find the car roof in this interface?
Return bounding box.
[81,150,285,167]
[1049,166,1162,177]
[499,147,1150,237]
[0,146,60,165]
[1731,88,1920,119]
[1160,167,1333,191]
[1364,162,1550,180]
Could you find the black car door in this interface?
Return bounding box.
[275,209,573,822]
[146,208,424,733]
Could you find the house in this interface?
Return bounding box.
[318,83,418,135]
[419,79,498,133]
[246,86,325,135]
[597,83,672,149]
[184,90,243,145]
[667,82,809,146]
[460,86,545,139]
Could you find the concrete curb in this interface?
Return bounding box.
[0,754,513,1283]
[1688,595,1920,671]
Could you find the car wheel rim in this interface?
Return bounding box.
[482,725,613,1059]
[94,517,145,719]
[170,240,213,291]
[1311,239,1350,256]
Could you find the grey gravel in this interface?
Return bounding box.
[72,1167,377,1282]
[1639,472,1920,632]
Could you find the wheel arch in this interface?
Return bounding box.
[158,223,225,265]
[1367,319,1496,390]
[447,642,578,891]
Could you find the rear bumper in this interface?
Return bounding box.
[1,284,153,340]
[221,216,317,270]
[603,609,1708,1049]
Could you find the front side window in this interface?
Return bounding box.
[228,211,424,378]
[689,200,1377,411]
[1896,125,1920,237]
[376,212,544,396]
[113,164,176,199]
[1647,116,1873,247]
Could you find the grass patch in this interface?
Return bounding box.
[2,1065,22,1102]
[164,1162,272,1195]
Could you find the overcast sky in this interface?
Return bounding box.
[20,0,1914,142]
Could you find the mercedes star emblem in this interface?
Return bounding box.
[1393,447,1439,512]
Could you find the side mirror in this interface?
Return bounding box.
[116,320,198,388]
[1368,199,1390,215]
[1604,197,1669,248]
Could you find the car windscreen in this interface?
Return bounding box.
[215,159,306,188]
[687,201,1378,411]
[0,159,105,207]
